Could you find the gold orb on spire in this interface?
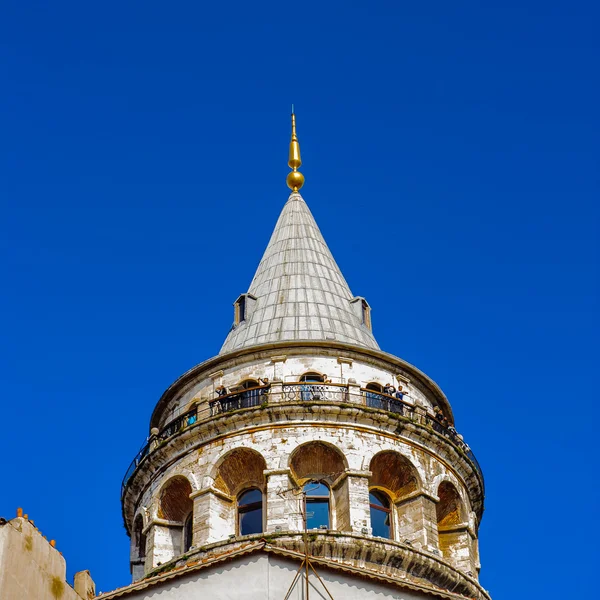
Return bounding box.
[287,109,304,192]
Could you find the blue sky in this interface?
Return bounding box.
[0,1,598,598]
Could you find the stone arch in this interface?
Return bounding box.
[158,475,193,522]
[289,441,349,532]
[436,481,467,528]
[431,473,470,512]
[132,514,146,559]
[365,382,383,392]
[213,447,267,497]
[289,441,347,484]
[368,451,422,544]
[436,480,474,573]
[369,451,420,500]
[299,371,325,383]
[130,513,147,581]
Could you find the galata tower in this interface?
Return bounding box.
[112,113,489,600]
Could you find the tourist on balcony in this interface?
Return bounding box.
[383,383,396,396]
[259,378,269,398]
[394,385,407,401]
[216,385,228,397]
[434,406,448,427]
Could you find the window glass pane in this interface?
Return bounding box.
[304,482,329,497]
[239,489,262,505]
[306,499,329,529]
[370,504,390,538]
[301,373,323,382]
[239,507,262,535]
[369,491,388,508]
[183,513,193,551]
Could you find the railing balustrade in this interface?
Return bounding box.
[122,383,483,499]
[282,382,348,403]
[209,385,269,416]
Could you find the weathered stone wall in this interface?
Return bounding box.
[158,350,437,427]
[125,347,483,589]
[130,419,478,578]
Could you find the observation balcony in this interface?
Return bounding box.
[122,383,484,501]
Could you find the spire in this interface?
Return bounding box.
[286,107,305,192]
[220,193,379,354]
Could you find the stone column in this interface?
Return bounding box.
[395,492,439,552]
[264,469,302,532]
[190,487,234,547]
[439,524,476,574]
[344,470,372,535]
[268,380,284,404]
[347,380,363,406]
[144,520,183,569]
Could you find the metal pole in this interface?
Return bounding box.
[303,492,309,600]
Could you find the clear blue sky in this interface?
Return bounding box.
[1,1,597,598]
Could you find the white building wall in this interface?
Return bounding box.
[113,553,430,600]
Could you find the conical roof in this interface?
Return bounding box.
[220,192,379,354]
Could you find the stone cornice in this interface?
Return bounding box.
[134,532,490,600]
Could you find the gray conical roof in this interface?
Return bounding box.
[220,192,379,354]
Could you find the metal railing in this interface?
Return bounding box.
[209,385,270,416]
[282,382,349,403]
[122,384,483,498]
[361,389,484,490]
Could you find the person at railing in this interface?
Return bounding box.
[433,406,449,431]
[456,433,471,453]
[186,410,197,426]
[258,378,270,399]
[394,385,407,401]
[383,383,396,396]
[216,385,228,397]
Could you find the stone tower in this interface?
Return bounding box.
[115,114,489,600]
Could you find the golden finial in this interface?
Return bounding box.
[286,106,305,192]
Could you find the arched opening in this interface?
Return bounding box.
[365,382,384,409]
[133,515,146,560]
[213,448,267,538]
[290,442,349,531]
[300,372,324,382]
[436,481,470,564]
[369,490,392,538]
[159,476,193,522]
[369,451,420,542]
[304,481,330,529]
[237,488,263,535]
[366,382,383,392]
[235,379,263,408]
[157,476,194,557]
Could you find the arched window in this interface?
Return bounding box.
[236,379,262,407]
[238,488,263,535]
[365,382,384,409]
[183,512,193,552]
[239,379,260,389]
[133,515,146,559]
[304,481,330,529]
[300,372,324,382]
[158,476,194,559]
[369,490,392,538]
